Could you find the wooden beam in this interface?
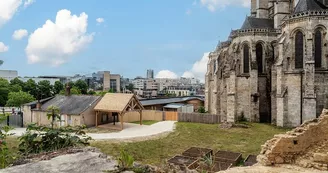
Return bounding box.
[96,111,98,127]
[139,110,142,125]
[119,113,124,130]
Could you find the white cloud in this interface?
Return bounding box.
[0,42,9,52]
[96,18,104,24]
[182,52,209,83]
[0,0,22,27]
[200,0,250,12]
[155,70,179,79]
[186,9,192,15]
[25,9,94,66]
[12,29,28,40]
[24,0,35,8]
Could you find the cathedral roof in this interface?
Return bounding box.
[294,0,327,13]
[241,17,274,30]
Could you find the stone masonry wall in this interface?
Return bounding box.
[258,109,328,170]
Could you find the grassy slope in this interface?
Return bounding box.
[91,122,289,166]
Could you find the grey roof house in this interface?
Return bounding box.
[24,95,101,127]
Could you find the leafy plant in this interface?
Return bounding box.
[18,109,91,154]
[118,149,134,170]
[198,106,206,113]
[0,114,16,168]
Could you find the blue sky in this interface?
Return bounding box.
[0,0,249,80]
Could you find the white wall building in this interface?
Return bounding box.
[0,70,18,81]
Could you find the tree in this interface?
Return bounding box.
[24,79,38,98]
[0,78,10,106]
[46,106,60,129]
[74,80,88,94]
[53,81,64,95]
[108,88,115,93]
[9,84,22,92]
[6,91,35,107]
[71,87,81,95]
[126,84,134,92]
[37,80,53,99]
[10,78,24,89]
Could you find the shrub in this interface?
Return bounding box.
[18,124,91,154]
[237,111,248,122]
[198,106,206,113]
[0,115,16,168]
[18,106,91,154]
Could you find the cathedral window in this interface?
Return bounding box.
[243,44,250,73]
[314,30,322,68]
[295,31,304,69]
[256,43,264,73]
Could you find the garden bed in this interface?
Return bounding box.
[244,154,257,166]
[196,161,232,173]
[167,155,199,170]
[214,150,242,166]
[182,147,213,159]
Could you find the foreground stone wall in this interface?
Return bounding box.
[258,109,328,169]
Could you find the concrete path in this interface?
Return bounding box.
[10,121,176,140]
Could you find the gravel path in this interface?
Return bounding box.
[10,121,176,140]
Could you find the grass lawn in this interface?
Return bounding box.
[91,122,289,166]
[130,120,159,125]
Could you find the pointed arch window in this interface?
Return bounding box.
[256,43,264,73]
[243,44,250,73]
[314,30,322,68]
[295,31,304,69]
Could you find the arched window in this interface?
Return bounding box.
[295,31,304,69]
[314,30,322,68]
[243,44,250,73]
[256,43,263,73]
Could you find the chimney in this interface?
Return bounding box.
[36,101,42,110]
[65,84,71,96]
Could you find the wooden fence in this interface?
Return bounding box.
[178,113,220,124]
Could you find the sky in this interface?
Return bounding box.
[0,0,250,82]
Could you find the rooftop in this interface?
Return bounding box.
[294,0,327,13]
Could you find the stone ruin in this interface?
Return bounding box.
[257,109,328,171]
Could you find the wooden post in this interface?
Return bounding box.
[96,111,98,127]
[139,110,143,125]
[120,113,123,130]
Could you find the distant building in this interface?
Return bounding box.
[20,77,60,85]
[147,69,154,79]
[0,70,18,81]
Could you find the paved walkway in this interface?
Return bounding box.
[10,121,176,140]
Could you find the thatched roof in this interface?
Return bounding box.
[94,93,143,113]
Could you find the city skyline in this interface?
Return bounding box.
[0,0,250,82]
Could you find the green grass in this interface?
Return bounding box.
[130,120,159,125]
[91,122,289,166]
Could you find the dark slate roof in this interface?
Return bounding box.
[294,0,327,13]
[39,95,101,115]
[140,97,204,106]
[241,17,274,30]
[24,97,55,106]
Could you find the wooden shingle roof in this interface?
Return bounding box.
[94,93,143,113]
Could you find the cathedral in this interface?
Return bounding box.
[205,0,328,127]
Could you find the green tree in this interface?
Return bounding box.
[126,84,134,92]
[24,79,38,98]
[37,80,53,99]
[108,88,115,93]
[0,79,10,106]
[53,81,64,95]
[6,91,35,107]
[9,84,22,92]
[10,78,24,89]
[74,80,88,94]
[71,87,81,95]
